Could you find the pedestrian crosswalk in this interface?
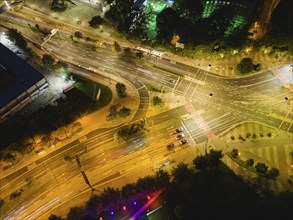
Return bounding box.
[184,103,214,139]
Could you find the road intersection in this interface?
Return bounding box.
[0,3,292,219]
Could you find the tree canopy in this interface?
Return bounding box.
[115,82,127,98]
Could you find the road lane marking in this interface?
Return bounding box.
[240,77,277,87]
[184,104,215,139]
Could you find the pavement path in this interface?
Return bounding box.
[212,121,293,192]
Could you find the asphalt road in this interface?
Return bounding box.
[0,4,292,220]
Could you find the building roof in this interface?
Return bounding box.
[0,43,44,109]
[132,0,146,9]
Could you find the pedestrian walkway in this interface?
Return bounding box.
[184,103,214,139]
[166,50,293,78]
[217,122,293,192]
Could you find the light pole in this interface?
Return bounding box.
[205,93,213,110]
[269,97,288,115]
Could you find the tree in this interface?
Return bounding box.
[7,28,28,50]
[48,214,62,220]
[116,119,148,141]
[265,0,293,44]
[155,170,170,188]
[237,58,258,74]
[54,60,69,72]
[42,54,55,69]
[39,135,53,148]
[192,6,235,44]
[172,0,203,22]
[0,198,4,209]
[115,82,127,98]
[63,155,72,162]
[245,158,254,167]
[88,16,105,28]
[104,0,133,26]
[74,31,83,38]
[51,0,66,12]
[193,155,208,171]
[167,143,175,151]
[118,106,131,117]
[206,149,223,169]
[171,162,193,183]
[10,189,23,200]
[135,51,143,59]
[156,7,179,44]
[107,104,119,120]
[84,195,102,219]
[1,152,16,164]
[255,163,268,175]
[100,187,121,211]
[267,168,279,179]
[26,47,39,60]
[136,176,157,193]
[25,176,34,187]
[67,206,84,220]
[121,183,137,200]
[114,41,121,52]
[153,96,163,106]
[231,148,239,158]
[119,8,147,38]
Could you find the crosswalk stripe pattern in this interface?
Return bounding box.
[184,103,214,138]
[272,68,293,92]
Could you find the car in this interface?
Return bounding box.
[168,79,176,83]
[180,139,187,145]
[166,143,175,151]
[175,133,185,140]
[175,127,184,133]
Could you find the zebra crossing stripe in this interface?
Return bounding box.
[272,68,293,92]
[184,104,215,138]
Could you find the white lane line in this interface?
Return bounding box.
[240,77,277,87]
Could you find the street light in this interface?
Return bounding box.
[270,97,289,114]
[205,93,213,109]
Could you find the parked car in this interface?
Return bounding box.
[175,127,184,133]
[180,139,187,145]
[167,143,175,151]
[168,79,176,83]
[175,133,185,139]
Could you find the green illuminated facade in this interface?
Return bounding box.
[201,0,259,36]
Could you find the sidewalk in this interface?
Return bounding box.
[165,50,293,78]
[213,121,293,192]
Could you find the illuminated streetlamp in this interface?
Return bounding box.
[205,93,213,109]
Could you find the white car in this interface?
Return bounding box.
[175,127,184,133]
[175,133,185,140]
